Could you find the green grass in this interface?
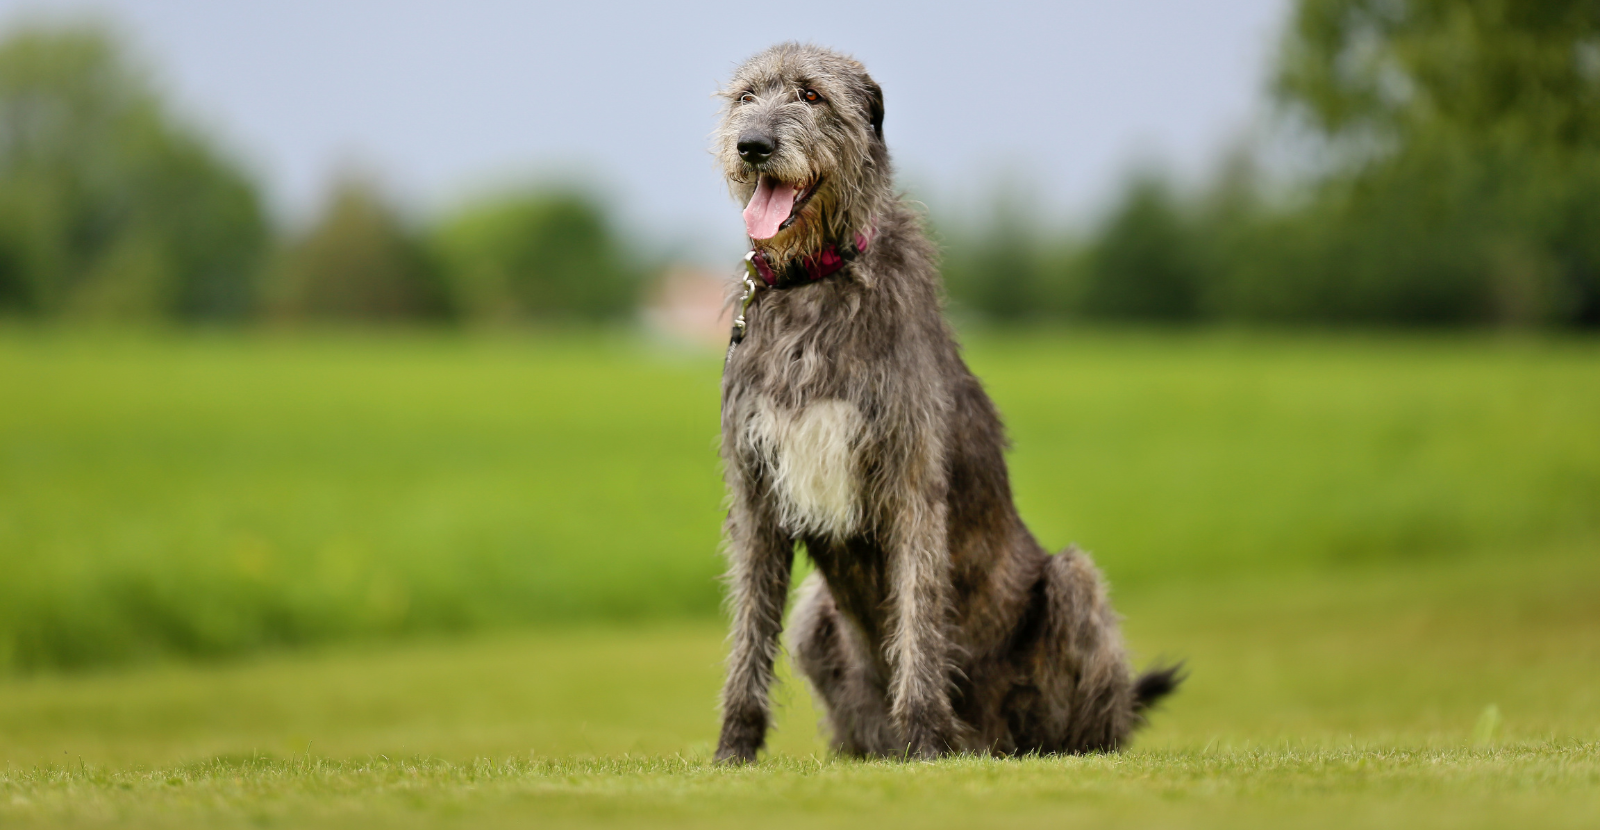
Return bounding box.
[2,546,1596,828]
[0,329,1597,826]
[2,329,1597,671]
[0,331,727,670]
[8,747,1600,830]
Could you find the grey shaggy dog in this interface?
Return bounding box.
[712,42,1181,764]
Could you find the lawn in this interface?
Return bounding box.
[2,329,1596,671]
[1,329,1597,827]
[2,548,1596,828]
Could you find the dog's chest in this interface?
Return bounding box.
[742,396,864,539]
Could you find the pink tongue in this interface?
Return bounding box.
[743,175,799,240]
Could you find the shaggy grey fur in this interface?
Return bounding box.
[712,43,1180,763]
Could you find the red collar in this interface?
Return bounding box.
[746,226,876,289]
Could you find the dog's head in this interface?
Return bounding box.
[716,43,889,258]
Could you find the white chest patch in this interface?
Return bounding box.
[745,397,864,539]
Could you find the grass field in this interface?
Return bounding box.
[3,329,1597,670]
[1,329,1598,827]
[2,548,1596,828]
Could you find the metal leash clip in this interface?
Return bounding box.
[730,251,764,345]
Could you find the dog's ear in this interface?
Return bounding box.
[862,78,884,141]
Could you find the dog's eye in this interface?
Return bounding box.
[801,88,821,103]
[739,92,756,104]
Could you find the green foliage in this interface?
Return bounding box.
[1081,173,1202,321]
[936,191,1079,321]
[431,189,639,323]
[0,332,1596,672]
[0,23,268,321]
[1201,144,1600,324]
[1276,0,1600,152]
[939,0,1600,328]
[1254,0,1600,326]
[0,24,639,326]
[264,178,451,322]
[11,8,1600,329]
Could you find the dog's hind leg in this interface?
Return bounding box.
[1032,546,1138,753]
[789,573,897,756]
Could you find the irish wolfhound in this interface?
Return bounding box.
[712,42,1180,763]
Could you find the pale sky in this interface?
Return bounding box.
[1,0,1288,261]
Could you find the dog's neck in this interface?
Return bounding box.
[746,223,876,290]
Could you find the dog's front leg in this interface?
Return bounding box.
[714,499,794,764]
[886,491,956,758]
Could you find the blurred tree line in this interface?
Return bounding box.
[0,25,265,320]
[943,0,1600,327]
[3,4,1599,329]
[0,22,639,325]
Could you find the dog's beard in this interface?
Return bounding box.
[723,141,852,262]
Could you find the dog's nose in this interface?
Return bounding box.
[737,133,776,163]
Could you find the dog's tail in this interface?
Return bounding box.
[1132,661,1186,716]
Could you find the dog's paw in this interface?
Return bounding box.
[713,743,760,765]
[900,720,955,761]
[714,711,766,765]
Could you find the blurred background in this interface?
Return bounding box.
[0,0,1596,766]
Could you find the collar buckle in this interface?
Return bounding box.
[731,253,765,344]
